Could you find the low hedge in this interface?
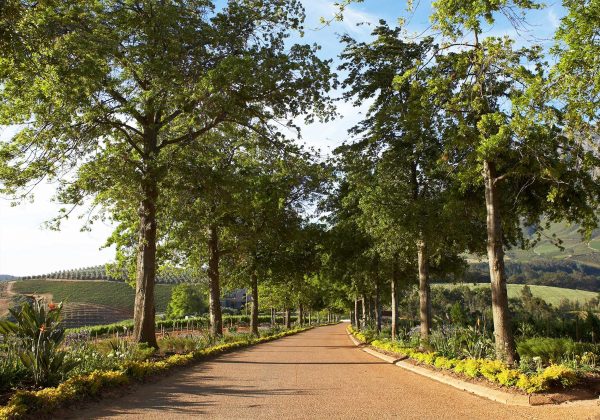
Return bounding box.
[0,326,313,419]
[347,325,579,394]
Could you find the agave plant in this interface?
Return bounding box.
[0,298,78,386]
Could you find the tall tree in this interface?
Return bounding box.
[430,0,600,362]
[339,24,472,340]
[552,0,600,155]
[0,0,334,346]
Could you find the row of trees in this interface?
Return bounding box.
[1,0,599,364]
[324,0,600,364]
[0,0,341,347]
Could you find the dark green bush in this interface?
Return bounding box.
[517,337,600,364]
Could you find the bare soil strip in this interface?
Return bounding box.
[67,323,600,419]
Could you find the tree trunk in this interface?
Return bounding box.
[417,237,431,341]
[250,271,259,336]
[207,225,223,337]
[391,254,400,340]
[133,173,158,348]
[354,298,360,328]
[375,280,382,333]
[284,308,291,329]
[298,304,304,327]
[271,307,275,327]
[361,295,367,329]
[484,160,518,364]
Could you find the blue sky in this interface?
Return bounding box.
[0,0,566,275]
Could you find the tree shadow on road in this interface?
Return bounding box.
[63,373,310,418]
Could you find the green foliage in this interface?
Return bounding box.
[0,299,78,386]
[166,284,206,319]
[0,0,335,345]
[449,302,469,326]
[0,338,27,392]
[430,0,541,38]
[552,0,600,135]
[351,326,583,393]
[517,337,600,365]
[428,326,495,360]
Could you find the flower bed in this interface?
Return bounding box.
[0,326,315,419]
[347,325,579,394]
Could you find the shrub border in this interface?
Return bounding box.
[0,325,323,419]
[346,325,591,405]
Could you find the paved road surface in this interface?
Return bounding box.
[71,323,600,419]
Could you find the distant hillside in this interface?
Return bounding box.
[506,222,600,267]
[0,275,15,281]
[462,222,600,292]
[436,283,598,306]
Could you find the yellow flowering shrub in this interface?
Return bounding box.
[346,326,581,395]
[433,356,456,369]
[496,368,520,387]
[516,373,547,393]
[478,359,505,381]
[539,365,578,388]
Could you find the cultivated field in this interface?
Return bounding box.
[11,279,174,312]
[436,283,598,306]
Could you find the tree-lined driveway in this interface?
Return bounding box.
[71,324,599,419]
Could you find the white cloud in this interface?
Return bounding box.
[293,97,372,156]
[302,0,379,37]
[547,8,561,29]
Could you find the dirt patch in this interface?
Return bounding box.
[0,281,16,317]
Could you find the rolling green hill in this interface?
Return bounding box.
[11,280,174,312]
[436,283,598,306]
[462,221,600,292]
[505,223,600,267]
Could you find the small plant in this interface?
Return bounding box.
[0,338,28,392]
[0,299,78,386]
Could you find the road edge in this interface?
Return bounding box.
[346,330,532,406]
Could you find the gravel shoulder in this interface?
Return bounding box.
[69,323,600,419]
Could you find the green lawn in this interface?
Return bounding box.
[435,283,598,306]
[589,240,600,251]
[11,280,173,312]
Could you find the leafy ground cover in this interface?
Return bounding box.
[11,280,173,312]
[347,325,598,394]
[434,283,597,306]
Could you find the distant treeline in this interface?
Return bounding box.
[461,261,600,292]
[18,265,205,285]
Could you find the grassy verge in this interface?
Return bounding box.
[0,325,320,419]
[347,325,579,394]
